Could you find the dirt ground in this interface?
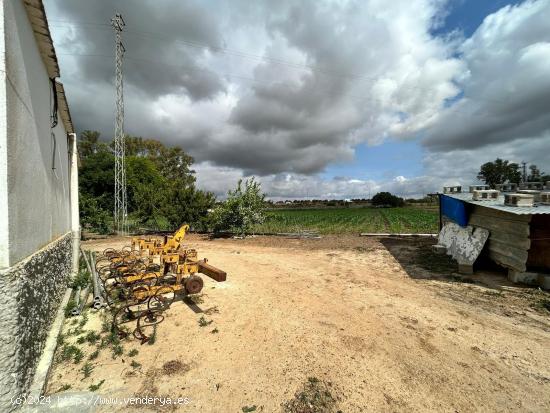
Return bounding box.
[46,234,550,412]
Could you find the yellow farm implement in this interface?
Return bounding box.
[94,224,226,342]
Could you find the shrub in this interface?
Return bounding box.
[210,178,266,235]
[371,192,405,208]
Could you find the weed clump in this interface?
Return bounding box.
[88,379,105,392]
[282,377,340,413]
[198,316,213,327]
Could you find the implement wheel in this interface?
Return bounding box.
[184,275,203,295]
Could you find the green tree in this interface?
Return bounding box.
[527,164,547,182]
[126,156,167,227]
[78,132,214,233]
[477,158,521,188]
[210,178,266,235]
[371,192,404,207]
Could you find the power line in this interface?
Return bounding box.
[49,21,445,88]
[55,51,499,124]
[49,21,517,111]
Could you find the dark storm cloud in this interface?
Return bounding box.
[47,0,225,124]
[47,0,550,198]
[47,0,460,177]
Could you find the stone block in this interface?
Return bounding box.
[519,182,544,190]
[472,189,499,201]
[540,192,550,205]
[517,190,541,202]
[504,193,535,207]
[495,183,517,192]
[443,186,462,194]
[469,185,490,193]
[507,270,538,285]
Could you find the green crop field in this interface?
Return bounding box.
[254,207,439,234]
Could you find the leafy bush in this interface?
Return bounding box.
[78,132,214,233]
[210,178,266,235]
[371,192,405,207]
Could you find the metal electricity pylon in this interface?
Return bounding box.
[112,13,128,235]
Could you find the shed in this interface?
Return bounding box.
[438,192,550,288]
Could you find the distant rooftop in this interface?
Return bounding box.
[442,192,550,215]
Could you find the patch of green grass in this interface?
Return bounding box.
[58,344,84,364]
[128,349,139,357]
[130,360,141,369]
[88,379,105,392]
[78,312,89,328]
[57,333,65,346]
[99,331,120,349]
[71,269,90,289]
[241,406,257,412]
[198,316,213,327]
[88,349,100,360]
[64,300,77,317]
[85,331,101,345]
[100,316,111,333]
[81,362,94,378]
[58,384,71,392]
[147,325,157,346]
[111,343,124,359]
[532,298,550,313]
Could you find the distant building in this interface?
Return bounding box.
[0,0,79,407]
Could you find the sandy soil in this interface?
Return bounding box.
[46,234,550,412]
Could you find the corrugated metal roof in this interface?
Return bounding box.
[442,193,550,215]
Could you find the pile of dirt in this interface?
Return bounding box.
[162,359,190,376]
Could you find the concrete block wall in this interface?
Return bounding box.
[0,232,72,411]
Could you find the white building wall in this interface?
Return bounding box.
[0,1,9,269]
[3,0,71,267]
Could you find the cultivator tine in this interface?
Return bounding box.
[83,223,226,341]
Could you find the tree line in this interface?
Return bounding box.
[477,158,549,188]
[78,131,216,233]
[79,131,268,235]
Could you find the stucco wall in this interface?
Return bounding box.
[3,0,71,267]
[0,232,72,411]
[0,1,9,268]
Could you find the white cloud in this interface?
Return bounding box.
[47,0,550,199]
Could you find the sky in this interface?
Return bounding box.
[44,0,550,200]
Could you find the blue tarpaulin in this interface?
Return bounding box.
[440,195,468,227]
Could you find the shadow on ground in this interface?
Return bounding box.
[378,236,550,321]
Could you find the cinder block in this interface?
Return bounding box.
[504,193,535,207]
[540,192,550,205]
[517,190,541,202]
[443,186,462,194]
[469,185,490,193]
[519,182,544,190]
[507,270,538,285]
[496,183,517,192]
[472,189,499,201]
